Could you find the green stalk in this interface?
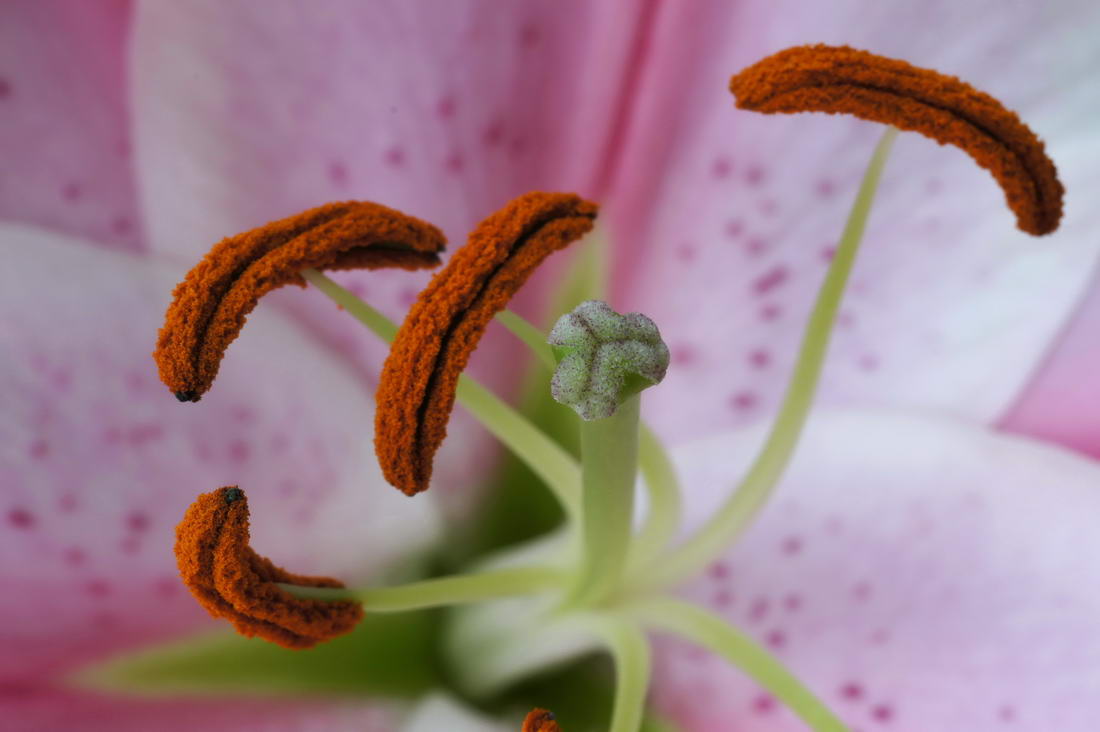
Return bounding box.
[494,307,684,578]
[495,309,557,371]
[569,394,641,606]
[642,127,898,589]
[629,599,849,732]
[587,617,652,732]
[278,567,562,612]
[301,269,581,517]
[628,423,683,572]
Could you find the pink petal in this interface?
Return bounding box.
[128,0,639,355]
[2,686,395,732]
[0,0,143,251]
[128,0,648,497]
[654,411,1100,730]
[999,264,1100,458]
[0,226,439,682]
[607,1,1100,443]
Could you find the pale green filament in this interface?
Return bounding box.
[278,567,562,611]
[629,599,849,732]
[496,309,557,371]
[629,423,683,572]
[300,125,897,730]
[642,126,899,589]
[584,617,653,732]
[301,269,581,518]
[569,393,641,606]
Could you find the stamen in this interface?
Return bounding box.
[375,192,597,495]
[730,44,1064,235]
[174,486,363,649]
[522,709,562,732]
[154,201,445,401]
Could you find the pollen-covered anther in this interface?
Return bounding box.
[522,708,562,732]
[154,201,446,401]
[375,191,598,495]
[729,44,1064,236]
[549,300,670,421]
[174,486,363,649]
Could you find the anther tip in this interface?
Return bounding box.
[223,487,244,504]
[174,390,201,403]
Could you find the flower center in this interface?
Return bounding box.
[158,44,1063,732]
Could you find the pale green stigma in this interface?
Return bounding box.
[548,300,670,421]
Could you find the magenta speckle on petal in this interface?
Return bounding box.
[724,219,744,238]
[8,508,35,530]
[744,236,767,256]
[126,511,150,532]
[708,561,730,580]
[436,95,457,120]
[111,215,133,236]
[444,151,465,174]
[508,136,528,159]
[327,161,349,186]
[676,243,697,263]
[63,546,87,566]
[840,682,864,701]
[671,343,698,366]
[781,535,804,556]
[853,581,873,602]
[871,704,895,723]
[85,579,111,598]
[519,23,541,48]
[752,265,789,295]
[765,629,787,649]
[713,589,734,608]
[748,596,770,623]
[752,695,776,714]
[998,705,1016,723]
[783,593,803,612]
[711,156,732,179]
[0,77,11,99]
[729,391,758,411]
[748,349,771,369]
[759,304,782,322]
[483,121,505,147]
[62,182,83,202]
[28,438,50,459]
[816,178,837,197]
[228,439,251,463]
[384,146,406,168]
[58,493,78,513]
[745,164,766,186]
[859,354,881,372]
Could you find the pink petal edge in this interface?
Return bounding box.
[0,225,439,682]
[655,410,1100,731]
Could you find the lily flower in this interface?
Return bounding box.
[3,2,1100,731]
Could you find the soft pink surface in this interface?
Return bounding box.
[1001,259,1100,458]
[0,227,438,682]
[0,0,143,251]
[656,411,1100,731]
[606,0,1100,446]
[0,687,393,732]
[3,1,1100,729]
